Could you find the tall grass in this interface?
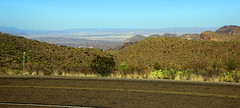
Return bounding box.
[1,68,239,83]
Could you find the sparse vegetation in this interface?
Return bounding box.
[113,36,240,82]
[225,59,239,72]
[118,63,132,77]
[1,25,240,83]
[0,33,113,75]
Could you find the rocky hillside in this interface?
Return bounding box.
[199,25,240,41]
[108,35,147,50]
[123,35,147,43]
[216,25,240,35]
[179,34,199,40]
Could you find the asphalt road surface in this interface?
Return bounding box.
[0,76,240,108]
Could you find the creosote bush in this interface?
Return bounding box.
[91,55,116,77]
[225,59,239,72]
[211,62,222,76]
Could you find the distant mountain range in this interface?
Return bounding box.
[109,25,240,50]
[2,26,240,50]
[0,26,219,50]
[0,26,218,40]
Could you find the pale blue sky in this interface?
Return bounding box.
[1,0,240,30]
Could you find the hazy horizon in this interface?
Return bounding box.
[1,0,240,31]
[0,26,219,31]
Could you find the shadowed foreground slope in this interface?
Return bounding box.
[0,33,112,75]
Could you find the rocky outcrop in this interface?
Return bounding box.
[199,31,218,41]
[107,35,146,50]
[199,25,240,41]
[180,33,199,40]
[216,25,240,35]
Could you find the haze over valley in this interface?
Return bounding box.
[0,26,218,49]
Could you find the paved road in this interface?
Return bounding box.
[0,76,240,108]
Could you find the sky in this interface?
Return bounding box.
[0,0,240,30]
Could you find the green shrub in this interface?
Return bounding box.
[119,63,132,76]
[211,62,222,75]
[148,69,178,79]
[225,59,239,72]
[91,55,116,77]
[220,71,240,82]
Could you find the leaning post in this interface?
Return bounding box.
[23,52,26,72]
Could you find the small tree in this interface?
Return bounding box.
[91,55,116,77]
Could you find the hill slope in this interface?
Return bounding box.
[109,35,147,50]
[114,37,240,73]
[179,34,199,40]
[123,35,146,43]
[216,25,240,35]
[0,33,112,74]
[200,25,240,41]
